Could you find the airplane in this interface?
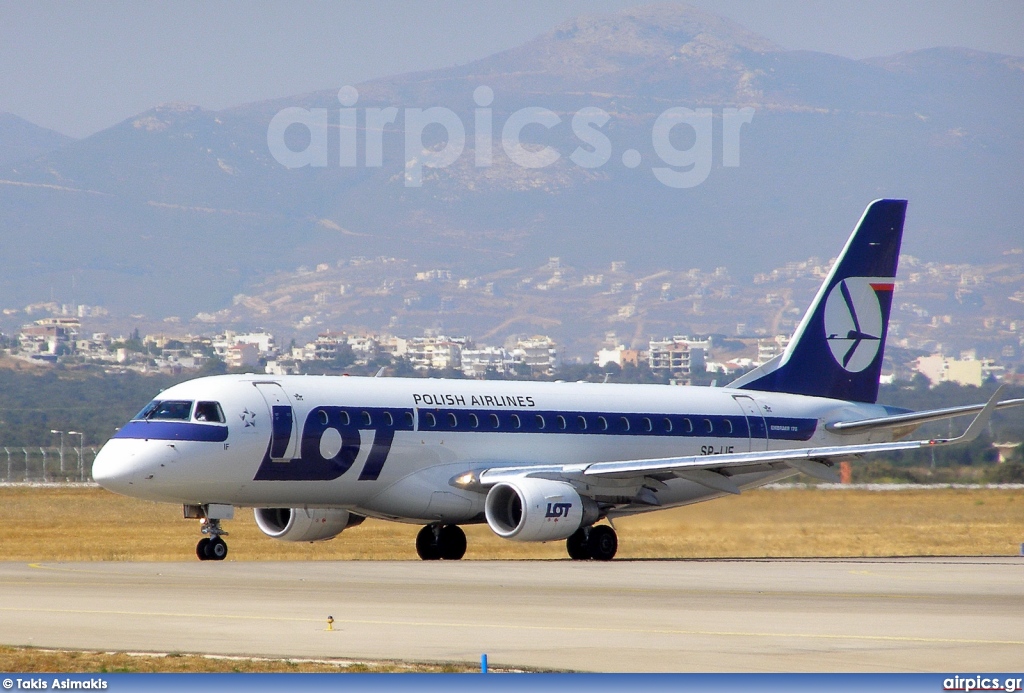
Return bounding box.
[92,199,1023,561]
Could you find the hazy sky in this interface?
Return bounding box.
[2,0,1021,138]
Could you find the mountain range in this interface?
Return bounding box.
[1,3,1022,323]
[0,112,74,167]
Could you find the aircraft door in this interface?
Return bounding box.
[253,382,299,461]
[733,395,768,452]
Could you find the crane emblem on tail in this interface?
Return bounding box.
[823,277,892,373]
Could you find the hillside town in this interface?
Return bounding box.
[2,248,1021,387]
[1,313,1015,389]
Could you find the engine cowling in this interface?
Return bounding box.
[253,507,363,542]
[484,478,599,542]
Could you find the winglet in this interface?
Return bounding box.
[931,385,1003,446]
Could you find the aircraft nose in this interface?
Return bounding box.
[91,442,123,489]
[91,440,146,494]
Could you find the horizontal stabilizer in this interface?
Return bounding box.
[828,390,1022,435]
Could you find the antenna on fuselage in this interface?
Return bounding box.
[374,367,386,378]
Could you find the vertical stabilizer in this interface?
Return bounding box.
[734,199,906,403]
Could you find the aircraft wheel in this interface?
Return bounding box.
[208,537,228,561]
[415,525,442,560]
[196,538,212,561]
[438,525,467,560]
[566,528,591,560]
[586,525,617,561]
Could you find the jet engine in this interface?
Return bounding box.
[484,478,599,542]
[254,507,363,542]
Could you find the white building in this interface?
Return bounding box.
[512,336,558,375]
[225,343,259,370]
[757,335,790,364]
[461,347,513,377]
[648,336,708,374]
[595,345,641,368]
[234,331,277,356]
[915,352,1003,387]
[406,336,462,370]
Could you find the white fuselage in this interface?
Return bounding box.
[92,374,893,524]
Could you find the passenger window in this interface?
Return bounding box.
[642,417,652,432]
[318,410,329,426]
[511,414,521,429]
[556,415,567,430]
[448,412,458,428]
[724,419,733,434]
[424,412,437,428]
[194,401,225,423]
[597,416,608,431]
[682,418,693,433]
[535,414,546,429]
[663,418,673,433]
[383,412,394,427]
[489,413,500,429]
[577,415,587,431]
[620,416,630,432]
[469,413,479,428]
[340,411,351,426]
[404,412,414,427]
[138,400,193,421]
[704,418,713,434]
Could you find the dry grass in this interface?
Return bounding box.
[0,485,1022,561]
[0,645,476,673]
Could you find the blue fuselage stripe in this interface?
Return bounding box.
[114,421,229,442]
[333,406,816,442]
[114,408,816,444]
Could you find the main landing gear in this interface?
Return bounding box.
[566,525,617,561]
[416,524,467,560]
[196,517,229,561]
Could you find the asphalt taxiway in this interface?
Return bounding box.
[0,558,1021,672]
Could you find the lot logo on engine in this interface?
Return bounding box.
[545,502,572,518]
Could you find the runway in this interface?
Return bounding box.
[0,558,1022,672]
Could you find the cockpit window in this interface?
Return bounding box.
[194,401,225,423]
[134,400,193,421]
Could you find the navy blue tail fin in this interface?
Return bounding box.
[733,199,907,403]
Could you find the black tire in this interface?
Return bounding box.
[586,525,618,561]
[196,538,211,561]
[438,525,467,560]
[209,537,228,561]
[566,528,591,560]
[416,525,442,560]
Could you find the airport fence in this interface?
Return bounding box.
[0,446,98,483]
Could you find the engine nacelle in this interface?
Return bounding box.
[253,507,363,542]
[484,478,599,542]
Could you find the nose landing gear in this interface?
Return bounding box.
[196,534,228,561]
[185,504,233,561]
[196,518,229,561]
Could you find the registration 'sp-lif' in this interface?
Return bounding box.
[93,200,1022,561]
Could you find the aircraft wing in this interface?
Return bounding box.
[462,386,1005,494]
